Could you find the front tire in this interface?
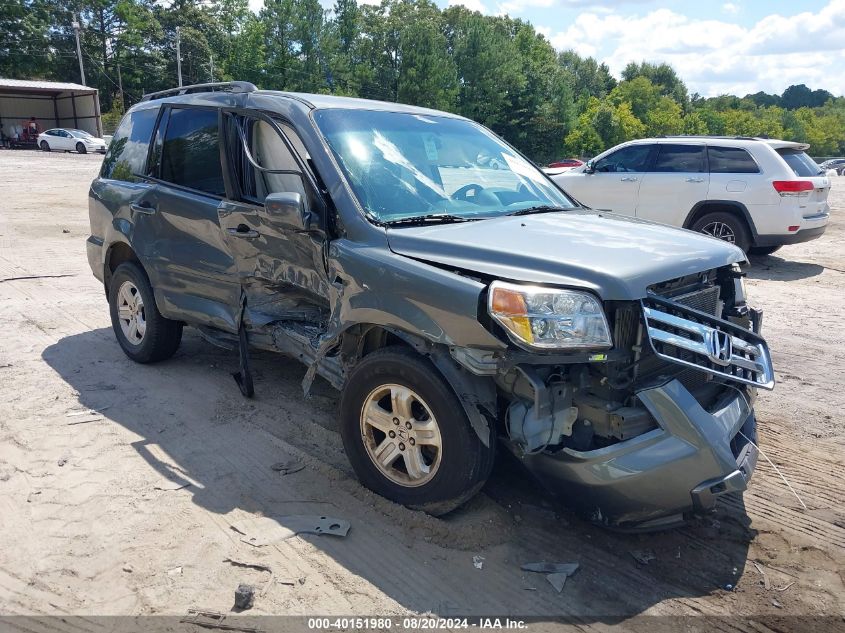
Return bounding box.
[40,141,50,152]
[340,346,495,516]
[108,262,182,363]
[691,211,751,253]
[76,142,87,154]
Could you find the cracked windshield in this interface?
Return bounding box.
[314,109,575,223]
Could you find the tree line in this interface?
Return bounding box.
[2,0,844,161]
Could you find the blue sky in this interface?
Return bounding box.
[296,0,845,98]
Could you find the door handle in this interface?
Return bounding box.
[620,177,638,182]
[130,202,156,215]
[227,226,260,239]
[685,177,705,183]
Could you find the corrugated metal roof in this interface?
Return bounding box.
[0,78,96,93]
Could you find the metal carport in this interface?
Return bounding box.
[0,78,102,146]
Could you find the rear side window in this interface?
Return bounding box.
[160,108,225,196]
[708,146,759,174]
[777,148,822,177]
[651,144,706,173]
[100,108,158,182]
[593,144,653,172]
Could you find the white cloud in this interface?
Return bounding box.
[722,2,740,15]
[548,0,845,97]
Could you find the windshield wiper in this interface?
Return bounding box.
[383,214,479,227]
[507,205,569,217]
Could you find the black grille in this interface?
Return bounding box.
[670,286,721,316]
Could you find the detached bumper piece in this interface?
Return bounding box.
[517,379,758,531]
[641,295,774,390]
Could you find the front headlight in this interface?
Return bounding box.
[488,281,612,350]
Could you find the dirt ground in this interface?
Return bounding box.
[0,150,843,628]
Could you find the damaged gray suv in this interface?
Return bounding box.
[87,82,774,530]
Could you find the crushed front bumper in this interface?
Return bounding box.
[513,379,758,531]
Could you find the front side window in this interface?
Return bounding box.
[708,146,759,174]
[776,148,823,177]
[314,109,574,222]
[225,114,310,207]
[160,108,225,196]
[593,145,653,173]
[100,107,159,182]
[652,144,706,173]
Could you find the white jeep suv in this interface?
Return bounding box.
[553,136,831,255]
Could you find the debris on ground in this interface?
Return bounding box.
[57,458,67,467]
[181,609,263,632]
[630,550,656,566]
[772,598,783,608]
[223,558,274,596]
[230,515,350,547]
[547,573,572,593]
[270,459,304,475]
[754,562,771,590]
[521,562,579,575]
[167,566,183,576]
[122,565,133,573]
[153,482,192,492]
[521,562,579,593]
[775,582,795,592]
[66,415,103,426]
[472,555,484,570]
[66,407,110,417]
[234,583,256,611]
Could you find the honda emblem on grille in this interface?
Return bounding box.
[707,330,733,366]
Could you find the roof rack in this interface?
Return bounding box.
[140,81,257,102]
[656,135,760,141]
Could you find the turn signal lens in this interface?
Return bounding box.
[488,281,612,350]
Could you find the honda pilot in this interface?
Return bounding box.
[87,82,774,530]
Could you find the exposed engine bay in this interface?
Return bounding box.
[496,264,773,454]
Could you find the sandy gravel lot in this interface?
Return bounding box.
[0,150,843,627]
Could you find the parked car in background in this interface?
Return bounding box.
[548,158,584,169]
[820,158,845,175]
[38,128,108,154]
[553,136,830,255]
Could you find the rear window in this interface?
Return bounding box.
[708,146,759,174]
[160,108,225,196]
[651,144,706,173]
[100,108,158,182]
[777,148,822,177]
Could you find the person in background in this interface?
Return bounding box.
[27,116,39,139]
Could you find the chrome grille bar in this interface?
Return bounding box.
[641,296,775,390]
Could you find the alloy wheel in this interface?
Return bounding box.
[359,384,443,487]
[700,221,736,244]
[116,280,146,345]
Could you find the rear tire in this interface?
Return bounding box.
[108,261,182,363]
[340,346,495,516]
[691,211,751,253]
[40,141,50,152]
[748,245,782,257]
[76,142,87,154]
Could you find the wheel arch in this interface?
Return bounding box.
[683,200,759,242]
[338,324,497,447]
[103,240,142,298]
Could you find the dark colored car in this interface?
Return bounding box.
[820,158,845,175]
[87,82,774,530]
[548,158,584,169]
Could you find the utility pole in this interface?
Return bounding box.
[175,27,182,87]
[209,54,214,82]
[116,58,124,111]
[72,15,86,86]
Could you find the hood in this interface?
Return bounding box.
[386,210,745,300]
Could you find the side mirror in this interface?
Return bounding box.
[264,192,314,232]
[584,160,595,174]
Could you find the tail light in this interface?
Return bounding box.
[773,180,814,196]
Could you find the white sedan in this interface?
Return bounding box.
[37,128,108,154]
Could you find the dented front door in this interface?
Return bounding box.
[217,112,331,330]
